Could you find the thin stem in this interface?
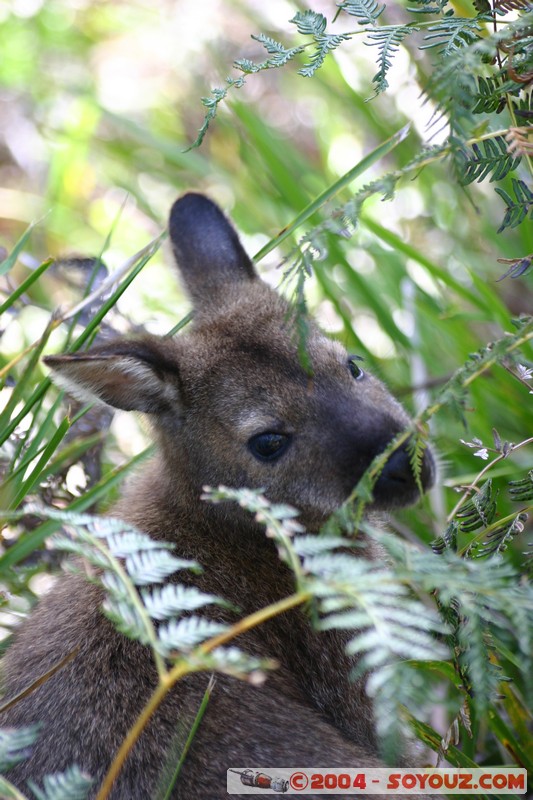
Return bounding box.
[458,504,532,557]
[89,537,166,679]
[95,591,310,800]
[0,648,79,714]
[447,436,533,522]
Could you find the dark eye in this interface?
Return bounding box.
[348,356,365,380]
[248,432,291,462]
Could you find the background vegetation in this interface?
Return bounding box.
[0,0,531,798]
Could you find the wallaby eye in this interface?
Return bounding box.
[348,355,365,381]
[248,432,291,462]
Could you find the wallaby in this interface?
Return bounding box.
[1,193,435,799]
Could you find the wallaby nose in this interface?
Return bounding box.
[373,440,435,507]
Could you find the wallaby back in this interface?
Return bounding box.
[1,194,434,800]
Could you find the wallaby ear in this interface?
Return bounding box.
[43,339,181,414]
[168,193,256,306]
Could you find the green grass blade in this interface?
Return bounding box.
[9,418,70,510]
[0,258,54,316]
[0,323,55,440]
[0,446,155,571]
[0,220,41,277]
[253,124,411,262]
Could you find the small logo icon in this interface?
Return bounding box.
[229,768,289,793]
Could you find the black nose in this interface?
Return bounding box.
[373,440,435,508]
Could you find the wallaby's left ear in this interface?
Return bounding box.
[43,338,181,414]
[169,193,256,307]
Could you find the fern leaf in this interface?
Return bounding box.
[337,0,385,26]
[194,646,273,676]
[472,75,514,114]
[457,480,497,532]
[469,512,528,558]
[432,520,458,555]
[105,531,174,556]
[420,16,487,55]
[289,11,351,78]
[27,765,92,800]
[365,25,415,96]
[102,594,152,645]
[495,178,533,232]
[509,469,533,501]
[236,36,305,74]
[187,76,246,150]
[299,34,351,78]
[0,726,39,772]
[125,550,198,586]
[292,534,351,556]
[406,0,450,12]
[141,584,223,621]
[251,34,305,67]
[157,616,228,655]
[458,135,522,185]
[291,10,327,36]
[406,430,430,497]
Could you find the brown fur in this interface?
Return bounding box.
[1,194,435,799]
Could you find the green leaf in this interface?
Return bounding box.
[337,0,385,25]
[0,726,39,772]
[459,136,522,186]
[142,584,223,621]
[254,124,411,262]
[157,617,228,655]
[125,550,198,586]
[365,25,415,96]
[27,765,92,800]
[0,220,41,277]
[496,178,533,233]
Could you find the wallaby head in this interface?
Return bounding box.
[44,193,434,530]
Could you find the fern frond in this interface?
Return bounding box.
[420,16,487,56]
[105,531,174,556]
[406,429,430,497]
[509,469,533,501]
[157,616,228,656]
[432,520,458,554]
[513,87,533,120]
[188,75,247,150]
[291,10,328,36]
[337,0,385,26]
[290,12,351,78]
[102,593,151,645]
[141,584,223,621]
[458,135,522,185]
[124,550,196,586]
[406,0,450,12]
[191,646,273,677]
[292,534,351,556]
[472,75,516,114]
[304,552,447,668]
[468,512,528,558]
[365,25,416,96]
[27,765,92,800]
[456,480,497,532]
[0,726,39,772]
[495,178,533,232]
[236,35,305,72]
